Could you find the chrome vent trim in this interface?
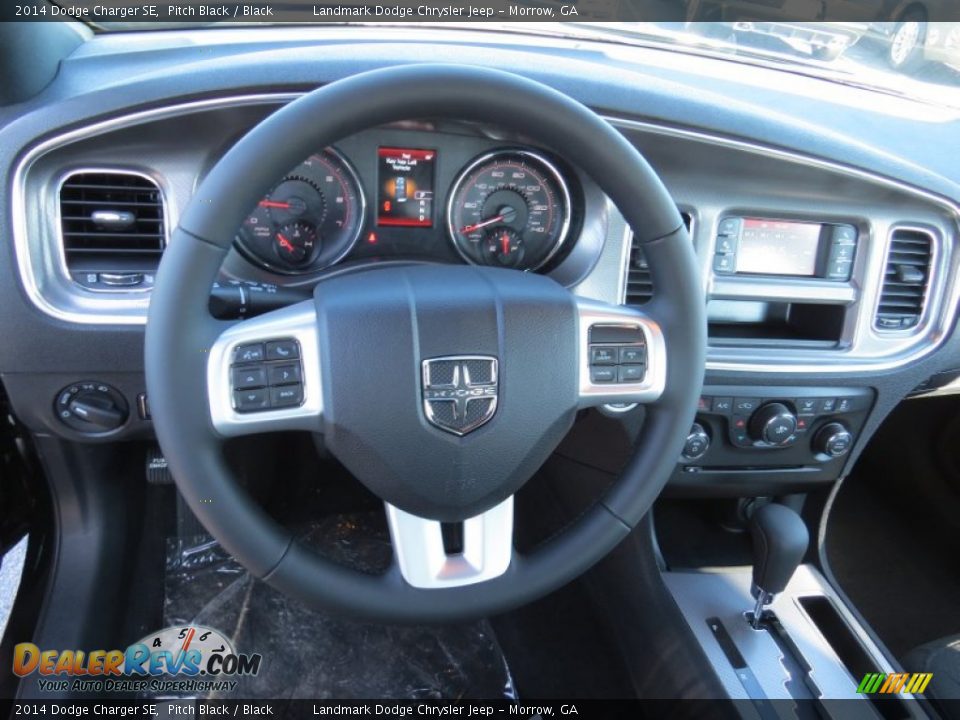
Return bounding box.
[874,227,934,332]
[59,170,166,262]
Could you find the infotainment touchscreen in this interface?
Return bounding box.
[735,219,821,277]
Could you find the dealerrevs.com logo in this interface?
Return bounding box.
[13,625,262,694]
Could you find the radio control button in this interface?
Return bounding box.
[831,224,857,244]
[828,244,856,262]
[718,218,742,236]
[716,236,737,254]
[714,254,736,274]
[826,259,853,280]
[617,365,645,383]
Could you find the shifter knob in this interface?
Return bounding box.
[748,503,808,625]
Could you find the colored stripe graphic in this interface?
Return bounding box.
[858,672,932,695]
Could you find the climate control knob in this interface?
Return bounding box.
[813,422,853,458]
[749,402,797,446]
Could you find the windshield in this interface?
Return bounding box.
[87,15,960,108]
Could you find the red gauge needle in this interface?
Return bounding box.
[277,233,295,253]
[501,233,511,255]
[460,214,506,234]
[259,200,292,209]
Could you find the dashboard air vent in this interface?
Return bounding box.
[59,172,166,288]
[874,228,933,331]
[625,211,692,305]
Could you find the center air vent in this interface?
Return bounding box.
[59,171,166,290]
[874,228,934,331]
[625,212,692,305]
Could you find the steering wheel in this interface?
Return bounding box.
[145,65,705,623]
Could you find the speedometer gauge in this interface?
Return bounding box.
[236,148,365,274]
[447,150,571,271]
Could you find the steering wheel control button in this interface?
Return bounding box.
[590,366,616,383]
[234,343,265,363]
[235,388,270,412]
[269,363,301,386]
[619,346,646,364]
[590,346,618,365]
[266,339,300,361]
[229,338,304,413]
[233,366,267,390]
[270,384,304,408]
[618,365,645,383]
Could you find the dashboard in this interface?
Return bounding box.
[3,25,960,498]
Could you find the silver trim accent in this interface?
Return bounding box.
[206,300,322,438]
[605,115,960,374]
[576,298,667,407]
[871,224,938,334]
[445,149,572,271]
[421,355,499,436]
[664,565,920,706]
[234,147,368,275]
[12,94,299,325]
[54,167,171,299]
[385,496,513,589]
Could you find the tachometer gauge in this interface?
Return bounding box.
[236,149,365,274]
[447,150,571,271]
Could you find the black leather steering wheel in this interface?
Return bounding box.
[145,65,705,622]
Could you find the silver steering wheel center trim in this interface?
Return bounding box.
[575,298,667,407]
[207,300,323,437]
[385,496,514,589]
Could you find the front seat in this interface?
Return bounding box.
[902,634,960,707]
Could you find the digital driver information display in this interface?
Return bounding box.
[735,218,822,276]
[376,147,436,228]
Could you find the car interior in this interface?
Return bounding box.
[1,15,960,716]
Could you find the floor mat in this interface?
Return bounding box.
[163,511,516,700]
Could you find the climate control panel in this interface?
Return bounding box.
[671,385,874,493]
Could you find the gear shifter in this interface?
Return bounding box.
[748,503,809,628]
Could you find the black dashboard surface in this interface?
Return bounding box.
[1,25,959,485]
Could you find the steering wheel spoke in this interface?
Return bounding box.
[575,297,667,408]
[385,497,514,589]
[206,299,322,437]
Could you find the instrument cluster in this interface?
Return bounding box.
[234,137,578,276]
